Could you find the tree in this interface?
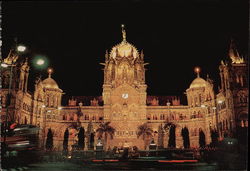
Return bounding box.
[90,132,95,149]
[63,128,69,152]
[137,123,153,150]
[87,121,94,150]
[199,129,206,148]
[96,122,115,150]
[78,127,85,150]
[210,129,219,147]
[181,127,190,149]
[163,122,176,148]
[45,128,53,151]
[168,124,176,148]
[157,124,164,149]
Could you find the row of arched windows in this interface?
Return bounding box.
[46,95,59,107]
[147,113,187,121]
[217,101,226,111]
[190,111,204,119]
[62,114,103,121]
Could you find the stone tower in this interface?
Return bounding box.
[102,25,148,148]
[186,67,216,145]
[219,39,248,138]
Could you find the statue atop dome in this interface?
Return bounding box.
[121,24,126,42]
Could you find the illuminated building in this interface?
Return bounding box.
[1,26,248,150]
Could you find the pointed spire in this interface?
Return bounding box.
[105,50,109,62]
[194,67,201,78]
[229,38,244,64]
[140,50,144,60]
[121,24,126,42]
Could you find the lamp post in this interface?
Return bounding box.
[1,45,26,144]
[41,104,47,149]
[167,102,170,121]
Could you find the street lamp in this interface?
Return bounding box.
[16,45,26,52]
[32,55,49,71]
[36,59,45,66]
[167,102,171,121]
[2,44,27,144]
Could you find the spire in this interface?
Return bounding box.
[105,50,109,62]
[140,50,144,60]
[47,68,53,78]
[194,67,201,78]
[121,24,126,42]
[229,38,244,64]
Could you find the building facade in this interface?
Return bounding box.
[1,27,248,150]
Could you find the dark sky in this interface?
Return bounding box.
[2,0,249,105]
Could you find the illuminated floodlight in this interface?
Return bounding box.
[32,55,49,70]
[17,45,26,52]
[1,63,9,68]
[218,100,223,104]
[36,59,45,66]
[201,104,206,108]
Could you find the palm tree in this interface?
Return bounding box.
[96,122,115,150]
[137,123,153,150]
[163,121,176,131]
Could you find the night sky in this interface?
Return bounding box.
[2,0,248,105]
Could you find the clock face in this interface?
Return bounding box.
[122,93,128,99]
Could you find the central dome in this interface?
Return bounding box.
[110,25,139,59]
[189,77,207,89]
[42,77,59,89]
[110,41,139,59]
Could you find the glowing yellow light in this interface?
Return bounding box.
[194,67,201,74]
[36,59,45,65]
[218,100,223,104]
[17,45,26,52]
[47,68,53,74]
[1,63,8,68]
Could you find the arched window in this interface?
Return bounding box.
[240,75,244,87]
[54,96,57,107]
[160,114,163,120]
[46,96,49,106]
[194,128,197,136]
[198,111,201,118]
[195,97,198,106]
[70,115,74,121]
